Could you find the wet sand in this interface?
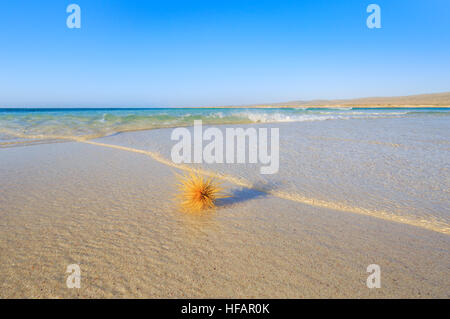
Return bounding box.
[0,131,449,298]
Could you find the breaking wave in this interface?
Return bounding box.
[1,107,449,145]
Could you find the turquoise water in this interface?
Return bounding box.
[1,107,449,145]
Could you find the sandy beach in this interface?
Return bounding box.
[1,0,450,302]
[1,115,449,298]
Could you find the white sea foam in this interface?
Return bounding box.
[1,107,446,141]
[240,112,345,123]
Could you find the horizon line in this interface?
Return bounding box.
[1,91,449,109]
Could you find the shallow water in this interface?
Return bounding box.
[1,107,449,143]
[1,140,449,298]
[1,109,449,297]
[1,107,449,233]
[93,115,450,234]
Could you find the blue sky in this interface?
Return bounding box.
[0,0,449,107]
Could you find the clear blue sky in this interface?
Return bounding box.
[0,0,449,107]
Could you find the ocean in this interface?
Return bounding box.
[0,107,449,145]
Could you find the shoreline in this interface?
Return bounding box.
[1,117,449,298]
[1,131,449,298]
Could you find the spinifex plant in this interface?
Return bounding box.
[175,171,228,212]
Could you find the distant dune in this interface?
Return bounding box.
[239,92,450,108]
